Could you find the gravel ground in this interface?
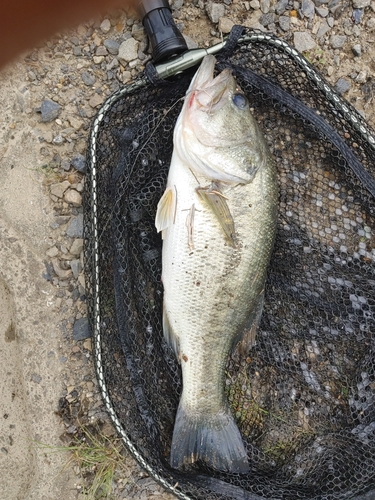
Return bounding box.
[1,0,375,498]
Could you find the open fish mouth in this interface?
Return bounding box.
[187,55,234,112]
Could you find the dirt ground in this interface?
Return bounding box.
[1,0,375,499]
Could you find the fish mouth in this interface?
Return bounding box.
[187,55,234,112]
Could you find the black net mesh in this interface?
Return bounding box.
[84,28,375,499]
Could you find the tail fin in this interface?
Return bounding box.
[170,402,249,474]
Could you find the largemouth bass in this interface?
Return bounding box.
[155,55,278,473]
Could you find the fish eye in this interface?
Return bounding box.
[232,93,248,109]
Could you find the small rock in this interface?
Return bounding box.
[117,38,139,64]
[327,16,334,26]
[70,238,84,256]
[275,0,288,14]
[132,24,146,42]
[172,0,184,9]
[73,46,82,56]
[250,0,261,8]
[352,43,362,56]
[100,19,111,33]
[260,12,275,25]
[43,131,53,143]
[66,214,84,238]
[355,70,367,83]
[367,17,375,28]
[71,154,86,173]
[353,0,370,6]
[293,31,317,52]
[70,259,83,278]
[52,134,64,145]
[93,56,104,65]
[64,189,82,207]
[81,71,96,86]
[89,94,104,108]
[31,373,42,384]
[104,39,120,55]
[50,180,70,199]
[73,317,92,341]
[317,19,331,37]
[330,34,347,48]
[83,339,92,352]
[260,0,271,13]
[68,116,84,131]
[183,34,199,49]
[38,99,61,122]
[279,15,291,30]
[334,77,351,95]
[315,5,329,16]
[301,0,315,18]
[61,158,71,171]
[46,246,59,258]
[352,8,363,23]
[206,2,225,23]
[51,258,72,279]
[95,46,108,56]
[218,17,234,33]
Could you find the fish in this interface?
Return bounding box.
[155,55,278,474]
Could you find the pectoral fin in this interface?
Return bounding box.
[197,184,236,247]
[155,187,176,236]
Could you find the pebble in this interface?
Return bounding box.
[71,154,86,173]
[293,31,317,51]
[64,189,82,207]
[206,2,225,23]
[70,259,83,278]
[132,24,146,42]
[66,214,84,238]
[334,77,351,94]
[73,317,92,341]
[100,19,111,33]
[95,46,108,56]
[317,20,331,37]
[218,17,234,33]
[352,43,362,56]
[301,0,315,18]
[353,0,370,7]
[279,15,291,30]
[330,34,347,48]
[117,38,139,64]
[68,116,84,131]
[104,39,120,55]
[316,6,329,16]
[51,258,72,279]
[38,99,61,122]
[88,93,104,108]
[260,12,275,25]
[81,71,96,86]
[70,238,84,256]
[50,181,70,199]
[260,0,271,12]
[46,246,59,258]
[275,0,288,14]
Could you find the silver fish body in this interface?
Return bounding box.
[155,55,278,473]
